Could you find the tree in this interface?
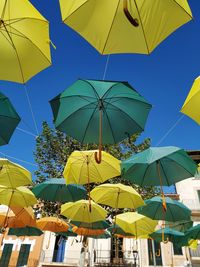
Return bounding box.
[34,121,159,216]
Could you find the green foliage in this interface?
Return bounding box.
[34,121,159,216]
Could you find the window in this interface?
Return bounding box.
[16,244,31,266]
[173,245,183,255]
[0,244,13,267]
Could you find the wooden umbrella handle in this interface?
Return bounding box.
[123,0,139,27]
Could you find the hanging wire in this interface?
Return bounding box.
[16,127,37,138]
[156,114,185,146]
[102,55,110,80]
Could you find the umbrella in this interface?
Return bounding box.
[121,146,197,187]
[8,226,43,236]
[61,200,107,223]
[36,217,69,233]
[72,227,105,236]
[108,224,134,237]
[50,79,151,163]
[87,231,111,239]
[90,183,144,209]
[0,0,51,83]
[71,220,110,230]
[150,227,184,244]
[184,224,200,242]
[32,178,87,202]
[137,196,191,222]
[63,150,120,185]
[166,220,193,233]
[0,213,15,227]
[181,76,200,124]
[0,158,32,188]
[8,206,36,228]
[0,186,37,207]
[0,92,21,146]
[115,212,157,237]
[59,0,192,55]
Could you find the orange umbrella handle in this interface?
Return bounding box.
[94,147,102,164]
[123,0,139,27]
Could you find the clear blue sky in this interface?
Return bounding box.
[0,0,200,177]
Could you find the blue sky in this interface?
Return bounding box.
[0,0,200,177]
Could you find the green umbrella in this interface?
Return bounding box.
[87,231,111,239]
[56,226,78,237]
[0,92,21,146]
[32,178,87,202]
[108,224,134,237]
[8,226,43,236]
[121,146,197,187]
[150,227,184,244]
[50,79,151,162]
[137,196,191,222]
[71,220,110,230]
[166,220,193,233]
[184,224,200,242]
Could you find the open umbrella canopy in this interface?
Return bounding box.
[63,150,120,185]
[150,227,184,244]
[36,217,69,233]
[91,183,144,209]
[32,178,87,202]
[50,79,151,145]
[8,226,43,237]
[0,92,21,146]
[108,224,134,237]
[8,206,36,228]
[0,186,37,207]
[59,0,192,55]
[70,220,110,230]
[87,231,111,239]
[61,200,107,223]
[0,0,51,83]
[72,226,105,236]
[121,146,197,186]
[181,76,200,124]
[184,224,200,241]
[137,196,191,222]
[0,158,32,188]
[166,220,193,233]
[115,212,157,237]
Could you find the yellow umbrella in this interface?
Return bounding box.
[36,217,69,233]
[59,0,192,55]
[181,76,200,124]
[0,158,32,188]
[0,0,51,83]
[63,150,120,185]
[115,212,157,237]
[0,186,37,207]
[61,200,107,223]
[90,183,144,209]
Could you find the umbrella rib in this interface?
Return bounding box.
[171,0,193,19]
[102,105,117,144]
[159,160,170,186]
[101,1,120,54]
[62,1,89,23]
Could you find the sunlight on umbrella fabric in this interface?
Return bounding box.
[63,150,120,184]
[0,0,51,83]
[181,76,200,124]
[59,0,192,55]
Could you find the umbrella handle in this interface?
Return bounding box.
[94,148,102,164]
[162,237,169,244]
[123,0,139,27]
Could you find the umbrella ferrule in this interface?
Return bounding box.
[98,99,104,110]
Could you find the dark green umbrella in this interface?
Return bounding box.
[71,220,110,230]
[108,224,134,237]
[121,146,197,187]
[0,92,21,146]
[56,226,78,237]
[150,227,184,244]
[50,79,151,162]
[87,231,111,239]
[32,178,87,202]
[137,196,191,222]
[166,220,193,233]
[183,224,200,244]
[8,226,43,236]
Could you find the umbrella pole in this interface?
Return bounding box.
[86,156,91,212]
[95,107,102,164]
[156,161,167,243]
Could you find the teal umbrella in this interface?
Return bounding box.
[108,224,134,237]
[184,224,200,241]
[71,220,110,230]
[87,231,111,239]
[166,221,193,233]
[121,146,197,186]
[8,226,43,236]
[32,178,87,202]
[137,196,191,222]
[150,227,184,244]
[0,92,21,146]
[50,79,151,162]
